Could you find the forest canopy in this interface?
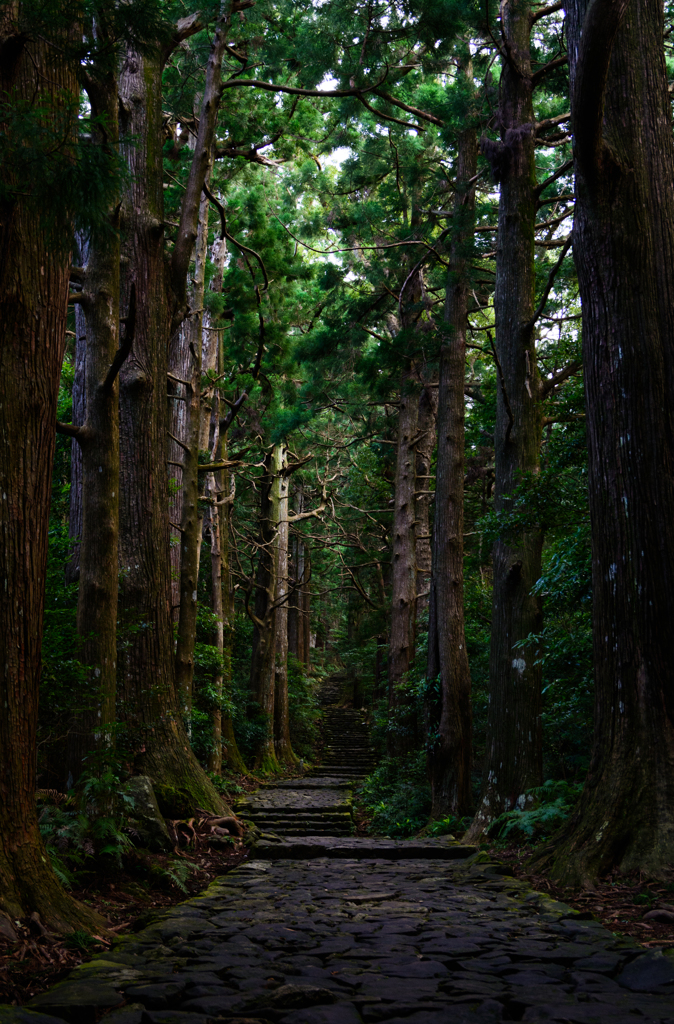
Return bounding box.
[2,0,674,935]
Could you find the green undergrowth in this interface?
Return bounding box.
[357,752,431,838]
[487,779,583,845]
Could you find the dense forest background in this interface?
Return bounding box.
[2,0,674,938]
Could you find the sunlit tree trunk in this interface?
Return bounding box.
[274,446,298,765]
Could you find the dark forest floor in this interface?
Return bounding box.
[492,844,674,950]
[0,842,250,1006]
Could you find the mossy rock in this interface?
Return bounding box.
[152,783,197,818]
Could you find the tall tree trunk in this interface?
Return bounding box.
[415,380,437,621]
[65,67,121,788]
[535,0,674,884]
[211,456,246,773]
[288,529,300,660]
[117,46,228,816]
[202,229,246,774]
[466,5,543,841]
[174,179,211,721]
[426,116,477,820]
[65,261,88,587]
[302,544,311,668]
[387,366,420,756]
[0,27,105,935]
[248,450,280,772]
[274,447,298,765]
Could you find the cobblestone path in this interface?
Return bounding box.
[13,851,674,1024]
[6,683,674,1023]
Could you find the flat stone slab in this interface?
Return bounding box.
[274,778,353,790]
[253,839,479,860]
[239,789,352,812]
[12,850,674,1023]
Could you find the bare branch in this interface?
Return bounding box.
[541,359,582,397]
[526,236,573,329]
[103,282,135,393]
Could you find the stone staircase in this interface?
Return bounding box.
[236,676,377,838]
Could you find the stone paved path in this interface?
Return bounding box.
[7,680,674,1023]
[237,680,376,838]
[14,851,674,1024]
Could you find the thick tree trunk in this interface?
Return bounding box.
[117,47,228,816]
[415,381,438,621]
[0,30,106,935]
[466,5,543,841]
[274,447,298,765]
[534,0,674,883]
[248,450,280,772]
[426,120,477,820]
[65,71,121,788]
[387,368,420,756]
[174,182,210,720]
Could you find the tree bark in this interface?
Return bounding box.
[302,545,311,668]
[274,447,298,765]
[534,0,674,883]
[388,366,420,756]
[466,3,543,841]
[0,27,106,935]
[65,265,87,587]
[174,179,211,721]
[414,380,438,621]
[426,117,477,820]
[65,65,121,788]
[248,449,280,772]
[117,45,229,816]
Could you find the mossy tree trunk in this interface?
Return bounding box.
[117,35,231,816]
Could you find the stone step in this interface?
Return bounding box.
[241,811,353,822]
[253,838,479,859]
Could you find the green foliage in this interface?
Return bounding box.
[488,780,583,844]
[287,656,322,759]
[427,814,473,837]
[359,752,431,838]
